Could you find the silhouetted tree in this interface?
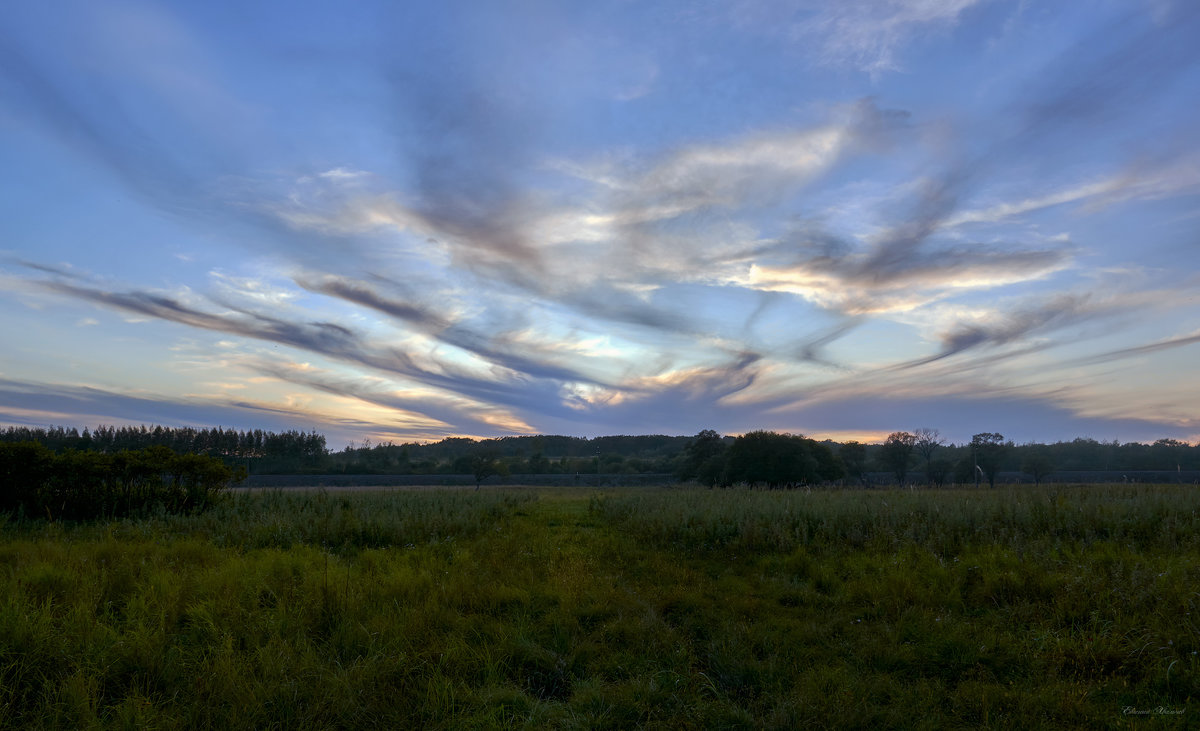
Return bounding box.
[927,457,953,487]
[1021,449,1054,486]
[677,429,728,487]
[725,431,817,488]
[879,431,917,486]
[527,451,549,474]
[913,428,944,485]
[971,433,1008,488]
[812,442,846,483]
[839,441,867,486]
[1151,438,1188,474]
[470,453,508,490]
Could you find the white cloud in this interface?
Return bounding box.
[317,167,370,182]
[633,126,850,207]
[737,243,1070,315]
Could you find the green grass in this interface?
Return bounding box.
[1,484,1197,728]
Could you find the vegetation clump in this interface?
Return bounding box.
[678,430,844,487]
[0,442,238,520]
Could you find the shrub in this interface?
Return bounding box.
[0,443,239,520]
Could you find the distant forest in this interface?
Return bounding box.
[2,424,1198,485]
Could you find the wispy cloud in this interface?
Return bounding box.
[798,0,987,75]
[740,236,1070,314]
[1070,330,1200,366]
[0,376,332,435]
[947,153,1200,227]
[0,1,255,216]
[246,359,535,437]
[16,266,635,432]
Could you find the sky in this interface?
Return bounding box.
[1,0,1198,449]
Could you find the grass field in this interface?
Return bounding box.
[1,484,1196,729]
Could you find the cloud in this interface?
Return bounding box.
[866,274,1200,376]
[715,7,1199,315]
[589,99,910,225]
[39,279,369,359]
[537,351,778,435]
[264,103,907,340]
[292,273,451,332]
[280,99,915,331]
[292,272,630,386]
[246,360,536,438]
[385,41,555,281]
[1014,4,1200,143]
[317,167,370,182]
[921,294,1100,364]
[0,376,333,436]
[945,179,1120,227]
[739,233,1070,314]
[779,391,1194,445]
[6,1,1197,449]
[622,126,850,209]
[18,267,626,431]
[0,2,255,218]
[272,78,1160,352]
[736,5,1197,316]
[797,0,987,75]
[233,42,1180,397]
[1071,330,1200,367]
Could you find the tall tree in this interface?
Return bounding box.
[879,431,917,486]
[725,431,823,488]
[971,433,1008,488]
[469,452,508,490]
[913,428,944,486]
[1021,448,1054,486]
[927,458,953,487]
[677,429,728,487]
[839,441,867,486]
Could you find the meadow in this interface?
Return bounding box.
[0,484,1196,729]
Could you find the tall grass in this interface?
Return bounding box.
[589,483,1200,554]
[591,484,1200,726]
[131,487,537,553]
[0,484,1195,728]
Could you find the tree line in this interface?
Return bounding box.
[679,429,1199,488]
[4,424,1198,483]
[327,435,691,477]
[0,425,326,465]
[825,431,1196,488]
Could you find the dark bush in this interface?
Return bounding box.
[0,441,54,514]
[0,442,239,520]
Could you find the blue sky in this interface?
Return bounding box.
[2,0,1198,448]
